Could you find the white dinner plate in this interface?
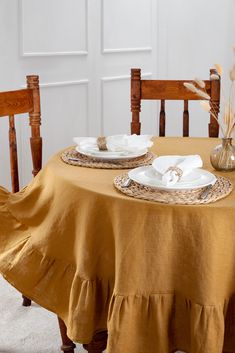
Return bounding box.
[128,166,217,190]
[76,146,147,161]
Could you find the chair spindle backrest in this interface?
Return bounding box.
[0,75,42,192]
[131,68,220,137]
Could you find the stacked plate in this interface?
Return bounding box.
[66,145,155,169]
[128,166,217,191]
[114,168,233,205]
[75,145,148,161]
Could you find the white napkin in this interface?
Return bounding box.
[73,134,153,153]
[152,155,203,186]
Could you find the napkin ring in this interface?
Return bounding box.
[97,136,108,151]
[166,166,183,181]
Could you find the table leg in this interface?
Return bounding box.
[22,295,31,306]
[57,317,76,353]
[83,330,108,353]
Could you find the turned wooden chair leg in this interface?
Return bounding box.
[83,330,108,353]
[22,295,31,307]
[57,317,76,353]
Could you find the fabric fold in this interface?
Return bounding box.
[0,186,112,344]
[0,242,112,343]
[107,293,226,353]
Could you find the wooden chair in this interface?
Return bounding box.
[130,68,220,137]
[0,76,107,352]
[0,75,42,306]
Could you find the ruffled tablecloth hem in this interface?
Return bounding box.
[0,250,111,343]
[0,187,111,344]
[0,246,111,344]
[107,293,235,353]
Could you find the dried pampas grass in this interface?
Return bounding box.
[210,73,220,80]
[230,65,235,81]
[184,52,235,138]
[200,101,210,112]
[183,82,210,100]
[214,64,223,76]
[183,82,197,93]
[194,78,205,88]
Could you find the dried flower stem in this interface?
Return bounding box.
[184,60,235,138]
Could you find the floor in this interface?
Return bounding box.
[0,276,85,353]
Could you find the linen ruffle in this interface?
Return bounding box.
[0,186,112,343]
[107,293,235,353]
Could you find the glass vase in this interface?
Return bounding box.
[210,138,235,171]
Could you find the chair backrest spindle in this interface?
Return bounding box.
[8,114,19,193]
[183,100,189,137]
[159,100,166,137]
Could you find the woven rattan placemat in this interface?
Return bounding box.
[61,149,156,169]
[114,174,233,205]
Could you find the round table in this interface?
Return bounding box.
[0,137,235,353]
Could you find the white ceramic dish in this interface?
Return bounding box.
[128,166,217,191]
[76,146,147,161]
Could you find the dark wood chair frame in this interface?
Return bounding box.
[131,68,220,137]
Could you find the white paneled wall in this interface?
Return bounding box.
[0,0,234,188]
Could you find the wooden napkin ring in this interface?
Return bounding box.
[166,166,183,181]
[97,136,108,151]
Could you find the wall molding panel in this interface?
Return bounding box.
[101,73,152,82]
[19,0,88,57]
[100,73,152,134]
[21,79,89,89]
[39,80,90,136]
[102,47,152,54]
[39,79,89,89]
[20,51,88,57]
[101,0,152,54]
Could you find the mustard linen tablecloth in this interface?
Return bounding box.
[1,137,235,353]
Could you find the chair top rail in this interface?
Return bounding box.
[0,89,33,117]
[141,80,211,100]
